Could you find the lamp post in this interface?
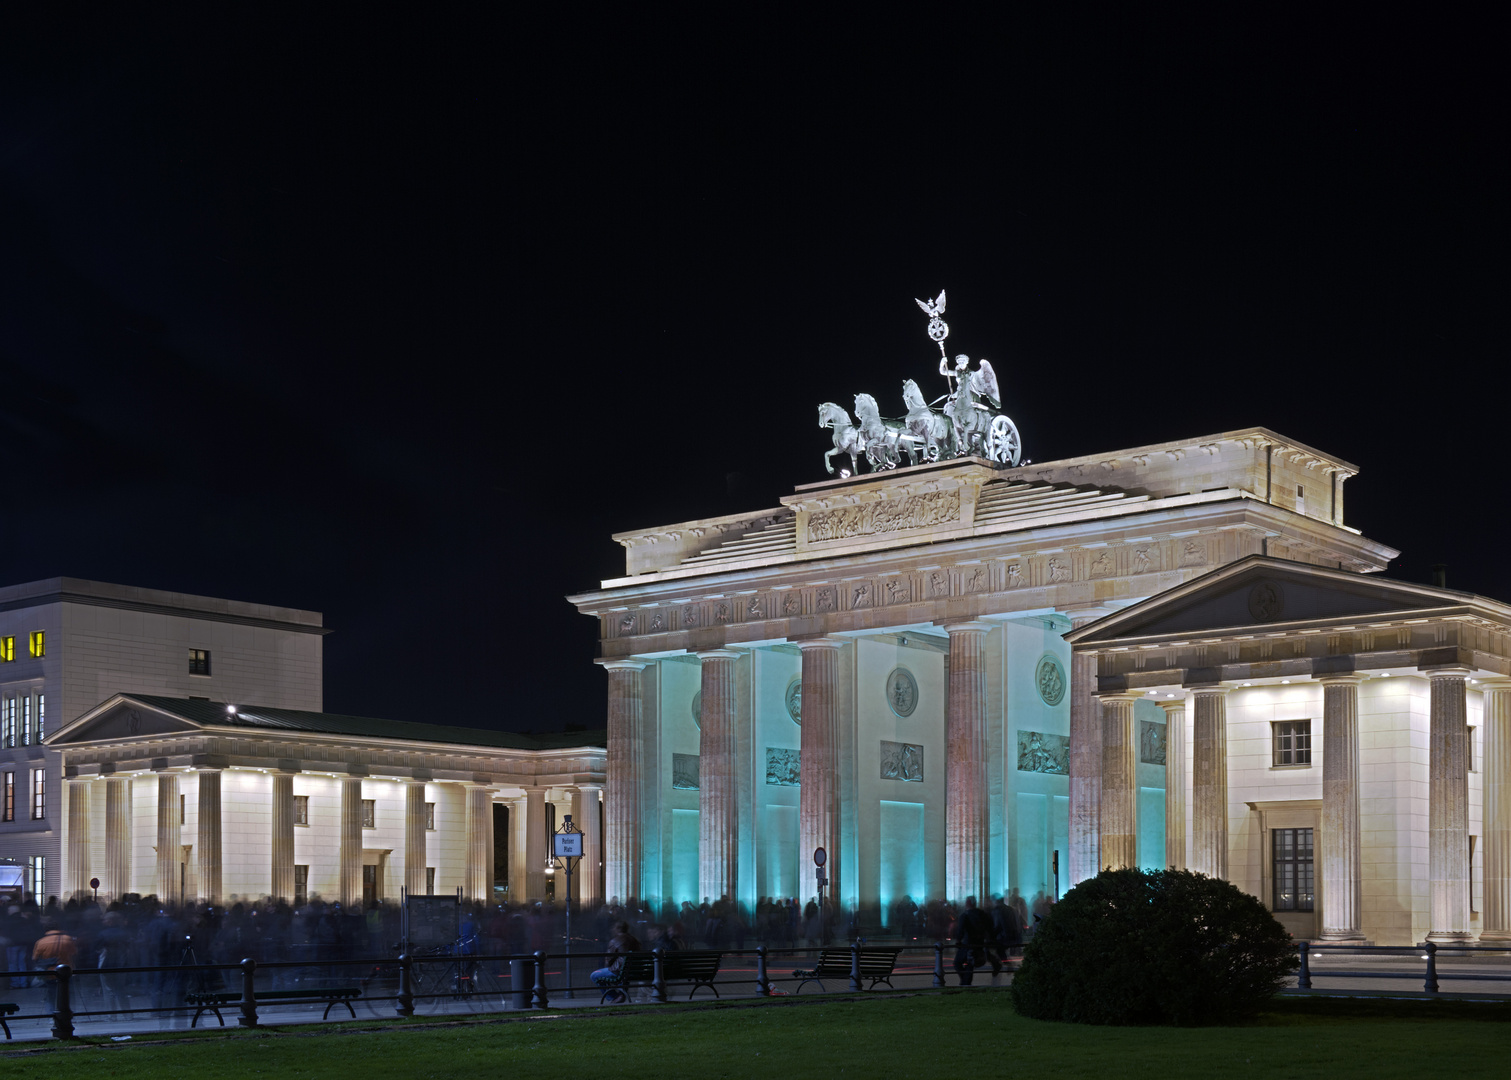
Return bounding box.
[551,814,584,998]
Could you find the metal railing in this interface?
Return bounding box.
[1294,941,1511,995]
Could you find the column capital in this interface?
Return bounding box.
[1421,664,1473,679]
[596,658,649,672]
[1186,681,1231,696]
[694,648,743,661]
[793,636,844,651]
[1477,677,1511,692]
[1317,674,1364,687]
[938,620,994,636]
[1094,691,1136,704]
[574,782,603,793]
[1157,698,1187,717]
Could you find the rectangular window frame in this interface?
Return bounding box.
[0,636,13,662]
[19,696,30,746]
[1272,827,1315,912]
[35,693,43,742]
[293,795,309,826]
[27,855,45,898]
[28,631,44,658]
[2,698,13,748]
[189,648,212,677]
[30,768,45,820]
[362,798,376,829]
[294,864,309,906]
[2,772,13,821]
[425,801,436,830]
[425,867,436,894]
[1272,719,1312,767]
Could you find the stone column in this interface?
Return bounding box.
[574,785,603,908]
[339,777,364,908]
[1098,694,1138,870]
[405,780,429,897]
[1427,667,1472,942]
[697,649,740,901]
[1159,700,1186,870]
[105,777,133,900]
[1068,622,1102,884]
[798,638,842,904]
[464,784,495,902]
[1319,676,1365,941]
[509,796,528,901]
[945,623,991,901]
[598,659,646,904]
[270,772,296,902]
[196,769,223,905]
[1190,684,1229,880]
[525,786,548,901]
[65,779,92,898]
[155,771,180,904]
[1481,681,1511,941]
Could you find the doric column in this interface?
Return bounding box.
[339,776,364,908]
[1098,694,1138,870]
[270,772,296,902]
[696,649,740,901]
[196,769,223,905]
[597,659,646,903]
[65,779,92,898]
[525,786,548,900]
[1427,666,1472,942]
[945,622,991,901]
[508,795,528,901]
[1482,681,1511,941]
[1159,699,1186,870]
[798,638,842,903]
[1190,684,1229,880]
[464,784,495,902]
[1067,620,1101,884]
[574,785,603,907]
[105,777,133,900]
[155,771,180,904]
[405,780,429,897]
[1319,676,1365,941]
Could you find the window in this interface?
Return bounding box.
[19,696,30,746]
[2,772,13,821]
[0,637,13,662]
[1468,726,1476,772]
[425,801,436,830]
[425,867,436,894]
[293,795,309,825]
[189,648,211,676]
[1273,828,1315,911]
[180,793,186,826]
[29,631,44,658]
[294,864,309,906]
[30,768,45,820]
[362,798,376,828]
[35,694,43,741]
[1273,720,1312,766]
[26,855,45,898]
[2,698,13,747]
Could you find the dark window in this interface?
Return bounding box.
[425,867,436,894]
[31,768,45,820]
[2,772,13,821]
[1468,726,1475,772]
[294,864,309,906]
[189,649,211,676]
[1273,828,1315,911]
[362,863,379,904]
[425,801,436,830]
[294,795,309,826]
[180,793,186,825]
[362,798,376,828]
[1273,720,1312,766]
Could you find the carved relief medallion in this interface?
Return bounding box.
[618,613,636,633]
[885,667,919,717]
[816,587,836,612]
[929,570,950,597]
[747,596,763,618]
[650,611,664,632]
[785,678,802,724]
[683,605,699,627]
[1047,559,1070,584]
[783,592,801,616]
[1247,581,1285,622]
[1035,654,1066,706]
[1140,720,1167,765]
[884,578,910,604]
[672,753,700,790]
[691,691,701,729]
[807,490,961,543]
[880,740,924,782]
[853,582,873,608]
[765,747,800,786]
[1090,551,1112,578]
[1016,730,1069,774]
[1006,563,1023,588]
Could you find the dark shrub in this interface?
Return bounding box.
[1009,867,1298,1025]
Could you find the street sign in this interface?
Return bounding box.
[813,846,827,868]
[89,877,100,890]
[553,832,583,858]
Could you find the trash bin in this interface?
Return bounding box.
[509,958,533,1010]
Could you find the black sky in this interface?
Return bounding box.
[1,10,1505,733]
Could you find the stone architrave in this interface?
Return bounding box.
[1482,680,1511,942]
[465,784,495,902]
[105,777,133,900]
[155,771,180,904]
[271,773,297,902]
[1098,694,1138,870]
[65,779,91,898]
[1158,700,1186,870]
[697,650,741,901]
[1427,667,1472,942]
[598,659,647,903]
[197,769,223,905]
[339,776,364,908]
[798,638,842,903]
[1190,685,1229,880]
[405,780,429,898]
[1319,676,1365,941]
[1067,616,1102,885]
[944,622,992,901]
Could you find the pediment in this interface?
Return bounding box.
[47,697,202,744]
[1071,557,1466,644]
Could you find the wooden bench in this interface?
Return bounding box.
[792,947,901,994]
[1,1001,17,1039]
[592,951,723,1002]
[185,987,361,1027]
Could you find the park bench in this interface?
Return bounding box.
[792,947,901,994]
[1,1001,17,1039]
[185,986,361,1027]
[592,950,723,1002]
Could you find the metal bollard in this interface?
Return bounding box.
[756,946,770,996]
[533,951,549,1009]
[1424,941,1439,994]
[396,954,415,1017]
[1297,942,1311,989]
[652,948,667,1003]
[849,943,862,992]
[239,958,258,1028]
[52,964,74,1040]
[933,942,946,988]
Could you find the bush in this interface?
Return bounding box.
[1008,867,1298,1025]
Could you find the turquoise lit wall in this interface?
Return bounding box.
[761,803,798,899]
[878,800,925,923]
[1014,792,1070,902]
[1138,787,1166,870]
[671,808,699,902]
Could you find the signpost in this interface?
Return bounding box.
[813,846,827,911]
[552,814,584,998]
[90,877,99,904]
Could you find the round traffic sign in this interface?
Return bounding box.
[813,847,827,867]
[89,878,100,890]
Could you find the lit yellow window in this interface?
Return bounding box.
[28,631,44,658]
[0,637,12,662]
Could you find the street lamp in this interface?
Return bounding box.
[550,814,584,998]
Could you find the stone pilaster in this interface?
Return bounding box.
[65,779,92,898]
[339,777,364,908]
[798,638,842,904]
[1098,694,1138,870]
[196,769,223,905]
[945,622,991,901]
[1068,622,1102,885]
[270,772,296,902]
[1427,667,1472,942]
[508,796,528,901]
[155,771,180,904]
[1159,700,1186,870]
[574,785,603,907]
[405,781,429,897]
[525,786,548,901]
[597,659,646,903]
[697,649,740,901]
[1190,684,1229,880]
[105,777,132,900]
[464,784,495,902]
[1481,681,1511,941]
[1319,676,1365,941]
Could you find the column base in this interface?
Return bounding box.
[1424,930,1476,944]
[1475,929,1511,943]
[1317,929,1368,943]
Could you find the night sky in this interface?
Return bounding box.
[1,11,1504,734]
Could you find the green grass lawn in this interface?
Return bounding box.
[5,993,1508,1079]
